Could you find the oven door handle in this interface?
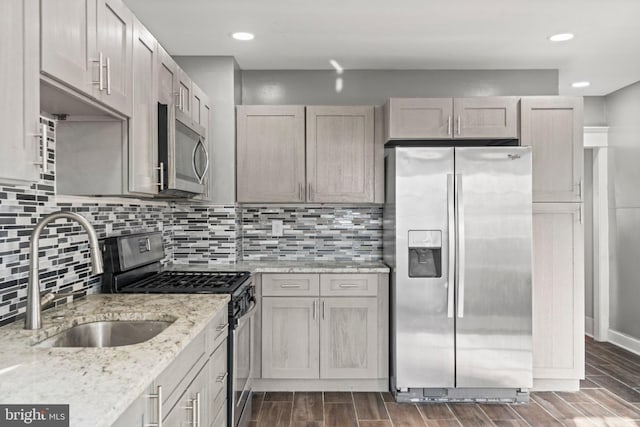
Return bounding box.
[238,298,258,323]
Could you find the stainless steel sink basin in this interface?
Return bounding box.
[35,320,173,348]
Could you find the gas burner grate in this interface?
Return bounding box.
[120,271,250,294]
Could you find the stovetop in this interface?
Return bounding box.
[119,271,251,295]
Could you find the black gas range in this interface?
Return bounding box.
[101,232,254,427]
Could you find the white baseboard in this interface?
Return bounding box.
[532,379,580,392]
[608,329,640,356]
[253,378,388,392]
[585,316,594,337]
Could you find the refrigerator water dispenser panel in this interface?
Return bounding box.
[408,230,442,278]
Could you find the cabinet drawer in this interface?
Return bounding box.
[262,274,319,296]
[207,306,229,355]
[320,274,378,296]
[155,331,207,413]
[209,339,228,410]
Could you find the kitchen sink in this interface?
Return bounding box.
[35,320,174,348]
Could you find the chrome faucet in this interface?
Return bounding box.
[25,211,104,330]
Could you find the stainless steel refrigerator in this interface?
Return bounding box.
[384,146,533,403]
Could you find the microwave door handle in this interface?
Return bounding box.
[191,138,207,184]
[199,139,209,184]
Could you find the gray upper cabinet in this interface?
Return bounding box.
[385,98,453,140]
[237,105,378,204]
[453,97,519,139]
[41,0,133,117]
[306,106,375,203]
[521,97,584,203]
[0,0,41,184]
[40,0,96,96]
[177,68,192,115]
[157,45,178,106]
[236,105,306,203]
[385,97,519,141]
[129,18,158,195]
[95,0,133,116]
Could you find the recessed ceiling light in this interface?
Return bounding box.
[231,32,254,41]
[549,33,574,42]
[571,81,590,88]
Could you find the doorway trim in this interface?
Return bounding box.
[584,126,609,342]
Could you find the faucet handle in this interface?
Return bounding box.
[40,291,55,307]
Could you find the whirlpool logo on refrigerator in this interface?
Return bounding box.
[0,405,68,426]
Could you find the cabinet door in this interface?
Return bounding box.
[177,68,192,115]
[262,297,319,379]
[192,83,205,125]
[129,18,157,195]
[96,0,133,116]
[521,97,584,203]
[320,297,378,379]
[236,106,306,203]
[532,203,584,380]
[453,97,519,139]
[0,0,41,183]
[163,361,210,427]
[306,106,375,203]
[157,45,178,106]
[111,384,155,427]
[385,98,453,140]
[40,0,97,95]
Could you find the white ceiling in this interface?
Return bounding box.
[123,0,640,96]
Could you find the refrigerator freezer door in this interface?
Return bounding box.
[454,147,533,388]
[393,147,455,389]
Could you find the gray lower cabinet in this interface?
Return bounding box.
[112,308,228,426]
[532,203,584,385]
[261,273,386,381]
[0,0,41,184]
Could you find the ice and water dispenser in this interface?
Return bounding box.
[408,230,442,278]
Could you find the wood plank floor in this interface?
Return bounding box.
[250,337,640,426]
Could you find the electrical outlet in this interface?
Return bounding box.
[271,220,283,237]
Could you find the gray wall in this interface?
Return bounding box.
[584,96,608,126]
[241,69,559,105]
[605,80,640,340]
[584,151,594,321]
[174,56,239,204]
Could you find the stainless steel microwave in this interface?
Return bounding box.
[157,103,209,197]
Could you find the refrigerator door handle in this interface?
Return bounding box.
[447,174,456,318]
[456,173,466,318]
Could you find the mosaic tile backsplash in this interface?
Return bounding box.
[0,119,383,326]
[241,206,383,261]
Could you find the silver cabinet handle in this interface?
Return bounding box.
[92,52,104,91]
[338,284,360,288]
[447,116,452,136]
[195,392,201,427]
[156,161,164,190]
[32,123,48,174]
[298,183,304,201]
[308,183,313,201]
[215,322,229,332]
[312,300,316,320]
[180,87,184,111]
[578,177,583,200]
[145,385,163,427]
[447,174,455,318]
[579,205,584,225]
[280,284,301,288]
[187,397,197,427]
[456,174,465,318]
[322,300,325,320]
[216,372,228,383]
[457,116,461,136]
[105,57,111,95]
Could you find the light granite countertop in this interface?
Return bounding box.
[166,260,390,273]
[0,293,229,427]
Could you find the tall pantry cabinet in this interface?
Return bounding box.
[521,96,585,390]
